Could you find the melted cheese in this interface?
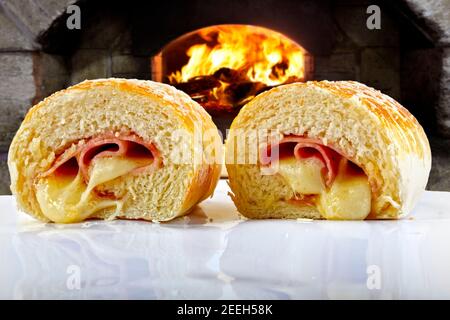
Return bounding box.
[276,157,325,194]
[36,156,146,223]
[318,173,371,220]
[275,156,371,220]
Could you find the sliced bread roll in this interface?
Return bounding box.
[8,78,222,223]
[225,81,431,220]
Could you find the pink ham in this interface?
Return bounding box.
[42,132,162,182]
[260,136,342,187]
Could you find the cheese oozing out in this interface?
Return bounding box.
[317,160,371,220]
[35,156,149,223]
[276,157,325,194]
[275,155,371,220]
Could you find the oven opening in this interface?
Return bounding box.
[151,24,313,116]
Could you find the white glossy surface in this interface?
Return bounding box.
[1,180,450,299]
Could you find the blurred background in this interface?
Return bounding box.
[0,0,449,194]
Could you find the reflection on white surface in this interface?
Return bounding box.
[1,181,450,299]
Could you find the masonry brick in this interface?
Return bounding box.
[0,8,35,50]
[360,48,401,100]
[70,49,110,84]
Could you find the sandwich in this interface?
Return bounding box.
[8,78,222,223]
[225,81,431,220]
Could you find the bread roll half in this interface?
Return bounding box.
[225,81,431,220]
[8,78,222,223]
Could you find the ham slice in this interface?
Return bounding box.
[42,132,162,182]
[260,136,342,187]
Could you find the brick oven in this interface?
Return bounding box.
[0,0,449,193]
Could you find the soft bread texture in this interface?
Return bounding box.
[225,81,431,219]
[8,78,222,222]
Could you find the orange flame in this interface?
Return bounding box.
[168,25,305,86]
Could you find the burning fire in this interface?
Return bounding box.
[167,25,306,111]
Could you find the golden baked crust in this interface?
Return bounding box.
[226,80,431,219]
[9,78,222,222]
[312,81,429,158]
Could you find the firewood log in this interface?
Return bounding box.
[213,67,250,83]
[172,75,220,94]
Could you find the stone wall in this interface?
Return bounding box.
[68,6,151,85]
[0,1,74,194]
[0,0,449,194]
[0,0,73,151]
[314,1,402,100]
[403,0,450,137]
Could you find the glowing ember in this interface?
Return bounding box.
[166,25,307,112]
